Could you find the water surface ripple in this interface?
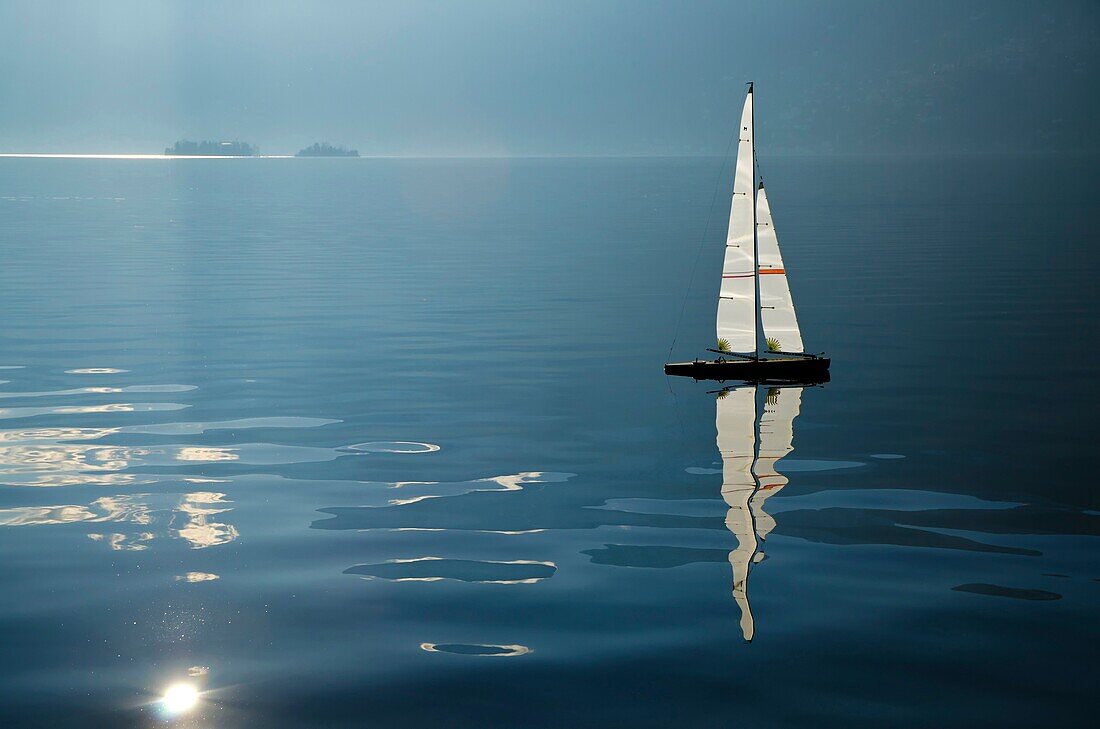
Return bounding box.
[0,155,1096,727]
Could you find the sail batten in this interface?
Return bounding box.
[716,91,757,354]
[756,187,804,352]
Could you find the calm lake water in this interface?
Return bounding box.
[0,155,1096,727]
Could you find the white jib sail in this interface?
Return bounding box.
[751,386,803,541]
[716,90,756,354]
[716,385,758,641]
[756,186,804,353]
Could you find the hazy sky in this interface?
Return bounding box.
[1,0,1096,155]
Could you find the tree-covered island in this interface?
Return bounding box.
[296,143,359,157]
[165,140,259,156]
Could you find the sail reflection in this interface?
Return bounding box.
[716,384,804,641]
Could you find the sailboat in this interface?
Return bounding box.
[718,383,803,641]
[665,83,829,383]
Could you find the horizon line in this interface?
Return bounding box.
[1,150,1097,161]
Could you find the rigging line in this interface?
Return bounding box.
[663,367,690,454]
[750,90,759,361]
[666,122,739,361]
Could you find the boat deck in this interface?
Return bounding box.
[664,355,830,384]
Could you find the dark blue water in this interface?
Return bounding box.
[0,155,1096,727]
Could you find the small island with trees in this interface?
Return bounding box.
[296,142,359,157]
[165,140,259,156]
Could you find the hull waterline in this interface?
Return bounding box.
[664,356,830,383]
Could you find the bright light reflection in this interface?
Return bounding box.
[160,683,199,715]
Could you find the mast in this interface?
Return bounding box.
[750,82,759,360]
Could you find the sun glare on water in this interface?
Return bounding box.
[160,683,200,715]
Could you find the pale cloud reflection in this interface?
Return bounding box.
[0,386,122,399]
[0,444,153,487]
[174,492,239,548]
[0,504,98,526]
[177,572,219,583]
[0,384,194,400]
[0,442,245,488]
[0,427,119,443]
[175,447,239,463]
[88,532,154,551]
[388,471,572,506]
[51,404,134,414]
[65,368,129,374]
[0,492,239,550]
[420,643,531,657]
[351,556,557,584]
[0,495,150,527]
[0,402,188,420]
[0,419,336,487]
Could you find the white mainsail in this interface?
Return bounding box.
[716,385,758,641]
[716,89,757,354]
[756,186,804,353]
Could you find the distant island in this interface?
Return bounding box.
[296,142,359,157]
[165,140,259,156]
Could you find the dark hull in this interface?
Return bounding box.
[664,356,830,384]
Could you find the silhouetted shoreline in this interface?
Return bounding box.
[165,139,258,156]
[296,142,359,157]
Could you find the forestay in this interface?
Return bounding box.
[716,90,757,354]
[756,186,804,352]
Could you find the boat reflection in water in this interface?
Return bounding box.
[717,383,804,641]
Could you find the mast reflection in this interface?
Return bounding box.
[716,384,804,641]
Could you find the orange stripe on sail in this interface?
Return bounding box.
[758,268,786,274]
